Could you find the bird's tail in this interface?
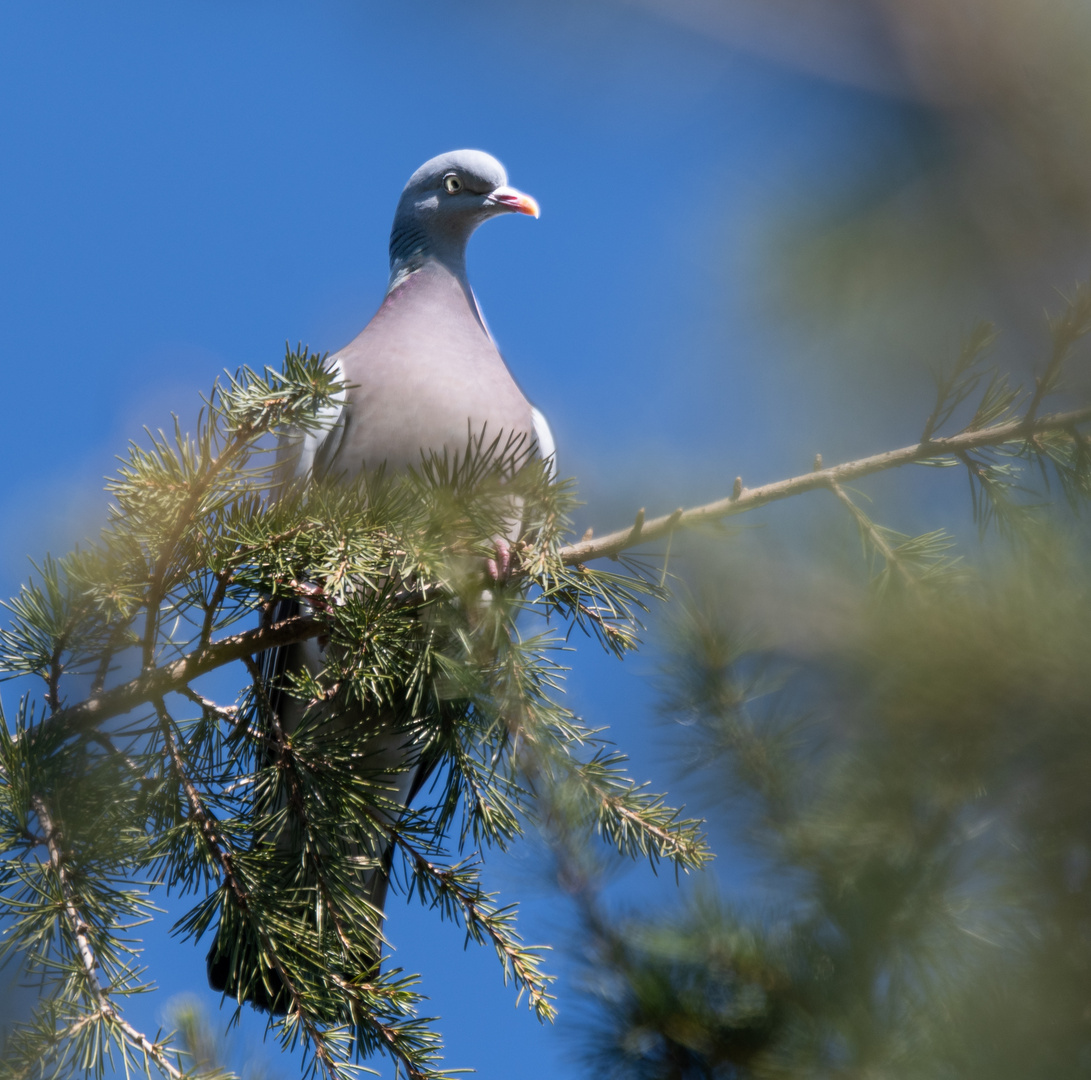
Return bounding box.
[204,598,429,1015]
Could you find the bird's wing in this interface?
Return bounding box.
[531,405,556,479]
[472,284,556,477]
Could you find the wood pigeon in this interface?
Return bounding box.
[206,150,552,1012]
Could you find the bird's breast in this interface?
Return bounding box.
[328,269,534,474]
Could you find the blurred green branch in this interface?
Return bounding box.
[564,283,1091,575]
[568,532,1091,1078]
[562,401,1091,564]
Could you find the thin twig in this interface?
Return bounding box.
[1026,286,1091,424]
[178,684,239,724]
[392,826,554,1017]
[46,641,65,717]
[199,568,233,648]
[91,621,135,698]
[141,403,283,673]
[827,480,916,588]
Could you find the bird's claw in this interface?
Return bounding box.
[291,578,332,613]
[486,538,512,583]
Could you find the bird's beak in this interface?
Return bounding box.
[488,185,540,218]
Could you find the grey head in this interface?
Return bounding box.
[388,149,539,285]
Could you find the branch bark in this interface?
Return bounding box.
[47,613,324,740]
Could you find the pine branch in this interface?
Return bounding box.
[559,405,1091,565]
[45,612,324,741]
[920,321,996,442]
[827,480,916,589]
[140,427,247,674]
[153,700,378,1080]
[1026,283,1091,423]
[28,794,186,1080]
[3,288,1089,1080]
[395,830,556,1021]
[38,407,1091,750]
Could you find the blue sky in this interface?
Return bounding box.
[0,3,910,1077]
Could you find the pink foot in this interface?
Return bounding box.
[486,537,512,582]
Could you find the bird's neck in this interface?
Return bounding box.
[388,217,468,293]
[381,255,490,338]
[387,251,467,294]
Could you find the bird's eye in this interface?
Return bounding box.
[443,174,463,194]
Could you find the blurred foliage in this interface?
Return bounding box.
[631,0,1091,380]
[571,525,1091,1078]
[163,995,266,1080]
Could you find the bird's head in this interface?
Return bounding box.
[389,149,539,276]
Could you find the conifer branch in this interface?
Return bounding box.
[135,356,340,674]
[33,408,1091,749]
[827,480,916,588]
[178,685,239,725]
[3,293,1088,1079]
[199,570,233,648]
[29,794,186,1080]
[90,622,135,698]
[141,444,234,674]
[1026,284,1091,423]
[246,677,376,972]
[153,700,365,1080]
[393,828,556,1021]
[559,405,1091,565]
[45,613,324,740]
